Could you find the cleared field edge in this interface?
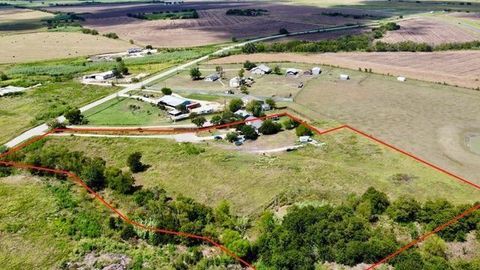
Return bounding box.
[1,111,479,269]
[207,52,480,90]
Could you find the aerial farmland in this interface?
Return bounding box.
[1,0,480,269]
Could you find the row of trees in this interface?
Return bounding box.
[241,31,480,54]
[12,144,146,193]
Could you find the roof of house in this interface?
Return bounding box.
[286,68,301,74]
[246,116,263,129]
[205,73,220,80]
[235,109,250,117]
[252,64,271,72]
[159,95,190,107]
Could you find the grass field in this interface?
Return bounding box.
[0,81,119,145]
[0,32,134,64]
[0,7,53,34]
[39,132,480,216]
[207,52,480,90]
[0,176,73,269]
[84,98,172,126]
[152,63,317,99]
[165,57,480,186]
[294,66,480,185]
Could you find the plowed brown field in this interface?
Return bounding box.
[45,1,385,47]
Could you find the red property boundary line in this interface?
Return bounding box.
[0,111,479,269]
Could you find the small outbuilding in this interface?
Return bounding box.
[299,136,313,143]
[204,73,220,82]
[312,67,322,75]
[230,77,242,88]
[340,74,350,80]
[83,71,115,81]
[286,68,301,76]
[250,64,272,75]
[235,109,250,118]
[246,116,263,130]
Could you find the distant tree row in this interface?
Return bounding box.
[241,24,480,54]
[226,8,268,16]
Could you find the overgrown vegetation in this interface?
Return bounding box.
[256,188,480,269]
[226,8,268,16]
[127,9,199,20]
[43,12,84,29]
[321,11,381,20]
[2,47,214,86]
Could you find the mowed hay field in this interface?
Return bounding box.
[294,67,480,184]
[0,32,133,63]
[40,134,480,216]
[0,7,53,34]
[45,1,382,47]
[380,17,480,45]
[208,51,480,89]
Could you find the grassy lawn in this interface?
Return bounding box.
[84,97,172,126]
[0,176,73,269]
[0,81,119,144]
[39,129,480,216]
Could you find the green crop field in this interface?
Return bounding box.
[39,129,479,216]
[0,82,119,144]
[84,98,172,126]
